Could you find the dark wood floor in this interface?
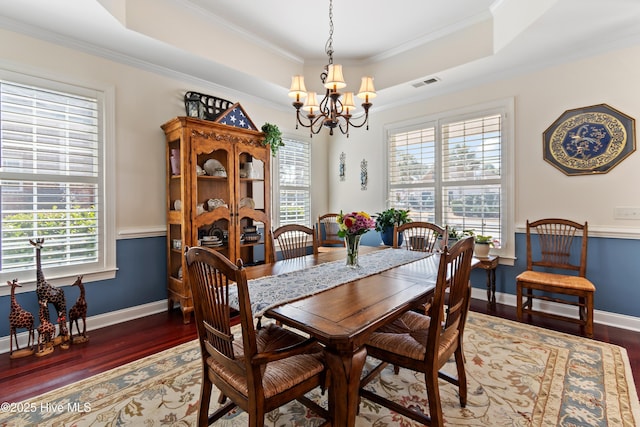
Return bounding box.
[2,298,639,403]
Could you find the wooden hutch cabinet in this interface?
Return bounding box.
[161,116,272,323]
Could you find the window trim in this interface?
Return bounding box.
[0,66,116,295]
[384,98,515,262]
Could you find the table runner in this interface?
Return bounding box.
[230,249,433,317]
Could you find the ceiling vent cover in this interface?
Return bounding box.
[412,77,440,88]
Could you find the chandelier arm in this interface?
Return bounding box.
[295,110,325,134]
[339,110,371,129]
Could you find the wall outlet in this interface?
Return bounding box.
[614,207,640,219]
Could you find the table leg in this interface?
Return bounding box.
[324,346,367,427]
[486,268,496,306]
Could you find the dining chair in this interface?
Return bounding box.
[272,224,318,262]
[359,236,475,426]
[317,213,344,252]
[394,222,447,253]
[184,246,330,426]
[516,218,595,338]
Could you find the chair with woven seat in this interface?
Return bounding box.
[184,246,330,426]
[271,224,318,262]
[317,213,344,252]
[394,222,447,252]
[516,218,595,338]
[359,236,475,426]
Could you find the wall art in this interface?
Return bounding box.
[543,104,636,176]
[360,159,368,190]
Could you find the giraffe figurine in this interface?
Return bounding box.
[7,279,35,359]
[29,238,70,348]
[69,276,89,344]
[36,300,56,357]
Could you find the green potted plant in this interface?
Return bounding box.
[374,208,412,246]
[261,122,284,157]
[473,234,494,258]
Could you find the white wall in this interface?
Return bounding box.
[0,29,330,234]
[329,43,640,237]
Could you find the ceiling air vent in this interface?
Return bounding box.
[412,77,440,88]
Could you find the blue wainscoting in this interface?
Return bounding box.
[364,230,640,319]
[1,232,638,339]
[470,233,640,318]
[0,237,167,337]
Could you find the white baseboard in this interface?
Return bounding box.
[471,288,640,333]
[3,293,640,355]
[0,300,168,355]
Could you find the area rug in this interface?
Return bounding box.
[2,312,638,426]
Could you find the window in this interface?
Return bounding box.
[0,70,115,288]
[386,100,514,258]
[273,137,311,228]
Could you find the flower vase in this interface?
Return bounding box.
[345,234,361,268]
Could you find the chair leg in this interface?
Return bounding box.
[199,374,213,426]
[586,292,594,338]
[454,347,467,407]
[516,282,523,321]
[425,369,444,427]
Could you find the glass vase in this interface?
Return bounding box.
[345,234,361,268]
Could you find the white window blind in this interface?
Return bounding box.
[441,114,502,239]
[0,79,100,276]
[276,138,311,227]
[388,126,436,222]
[387,106,510,250]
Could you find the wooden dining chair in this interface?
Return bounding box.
[394,222,447,253]
[359,236,475,426]
[184,246,330,426]
[272,224,318,262]
[516,218,595,338]
[317,213,344,252]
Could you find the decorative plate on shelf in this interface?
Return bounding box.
[210,227,224,240]
[239,197,255,209]
[203,159,227,177]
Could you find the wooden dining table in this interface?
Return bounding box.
[244,246,444,427]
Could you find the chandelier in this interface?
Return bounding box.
[288,0,376,137]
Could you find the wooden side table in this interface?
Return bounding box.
[473,255,499,306]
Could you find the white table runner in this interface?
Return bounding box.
[229,249,433,317]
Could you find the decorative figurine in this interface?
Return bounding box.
[7,279,35,359]
[30,238,70,348]
[68,276,88,344]
[36,300,56,357]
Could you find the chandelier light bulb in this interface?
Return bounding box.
[342,92,356,114]
[288,75,307,102]
[357,77,377,103]
[302,92,319,113]
[324,64,346,91]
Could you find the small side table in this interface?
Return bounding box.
[473,255,499,306]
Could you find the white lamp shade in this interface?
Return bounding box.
[324,64,347,90]
[288,75,307,99]
[357,76,377,100]
[342,92,356,113]
[302,92,319,112]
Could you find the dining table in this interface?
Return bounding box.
[239,245,448,427]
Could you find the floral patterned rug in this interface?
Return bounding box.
[2,312,639,426]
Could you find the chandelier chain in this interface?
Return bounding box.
[325,0,334,64]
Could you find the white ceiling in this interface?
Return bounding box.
[1,0,640,111]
